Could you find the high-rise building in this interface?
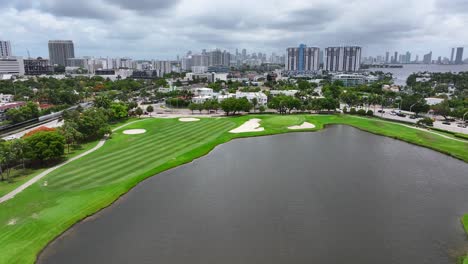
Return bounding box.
[455,47,464,64]
[423,51,432,64]
[286,44,320,72]
[48,40,75,66]
[324,46,361,72]
[385,52,390,63]
[450,48,455,64]
[405,51,411,64]
[393,51,398,63]
[0,41,12,57]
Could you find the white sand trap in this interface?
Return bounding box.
[288,122,316,130]
[7,218,17,225]
[123,129,146,135]
[179,118,200,122]
[43,181,48,187]
[230,118,264,133]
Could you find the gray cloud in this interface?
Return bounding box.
[2,0,468,59]
[104,0,180,13]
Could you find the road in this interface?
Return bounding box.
[375,107,468,134]
[2,119,64,141]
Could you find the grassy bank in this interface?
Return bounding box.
[0,114,467,264]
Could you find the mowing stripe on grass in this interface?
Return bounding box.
[60,122,233,189]
[46,121,234,190]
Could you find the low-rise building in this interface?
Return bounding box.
[270,90,299,97]
[0,101,26,121]
[0,56,24,76]
[425,97,444,106]
[235,92,268,105]
[0,94,14,103]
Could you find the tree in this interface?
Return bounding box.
[259,105,266,113]
[59,121,82,153]
[251,98,258,112]
[220,97,237,116]
[188,103,197,114]
[135,107,143,118]
[0,141,15,181]
[77,108,111,140]
[340,91,359,108]
[25,131,65,163]
[146,105,154,116]
[94,96,112,109]
[10,139,28,170]
[431,100,451,119]
[109,103,128,121]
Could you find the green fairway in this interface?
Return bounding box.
[0,114,467,264]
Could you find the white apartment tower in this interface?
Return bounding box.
[324,46,362,72]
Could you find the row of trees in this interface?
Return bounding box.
[0,130,65,181]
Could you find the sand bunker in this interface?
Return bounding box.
[7,218,17,226]
[179,118,200,122]
[229,118,264,133]
[288,122,316,130]
[123,129,146,135]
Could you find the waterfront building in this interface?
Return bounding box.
[324,46,361,72]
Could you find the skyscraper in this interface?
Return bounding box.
[324,46,361,72]
[423,51,432,64]
[405,51,411,64]
[455,47,464,64]
[450,48,455,64]
[286,44,320,72]
[48,40,75,66]
[385,52,390,63]
[393,51,398,63]
[0,41,12,57]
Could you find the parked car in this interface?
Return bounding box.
[378,110,385,113]
[442,121,451,125]
[458,124,467,128]
[397,113,406,117]
[409,115,417,119]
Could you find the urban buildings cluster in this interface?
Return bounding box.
[286,44,362,73]
[181,48,285,73]
[0,39,466,80]
[362,47,465,65]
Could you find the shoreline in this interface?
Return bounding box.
[0,114,466,264]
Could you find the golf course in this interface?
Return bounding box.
[0,114,467,264]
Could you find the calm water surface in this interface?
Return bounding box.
[369,64,468,85]
[38,126,468,264]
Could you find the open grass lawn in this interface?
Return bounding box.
[0,114,467,264]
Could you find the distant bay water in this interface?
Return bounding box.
[367,64,468,85]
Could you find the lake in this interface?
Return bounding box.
[368,64,468,85]
[37,126,468,264]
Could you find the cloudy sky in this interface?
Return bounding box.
[1,0,467,60]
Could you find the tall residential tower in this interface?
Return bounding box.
[324,46,361,72]
[48,40,75,66]
[286,44,320,72]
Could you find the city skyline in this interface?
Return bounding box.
[1,0,468,59]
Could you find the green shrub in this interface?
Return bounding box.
[342,106,348,113]
[366,110,374,116]
[350,108,357,115]
[357,109,367,116]
[417,117,434,127]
